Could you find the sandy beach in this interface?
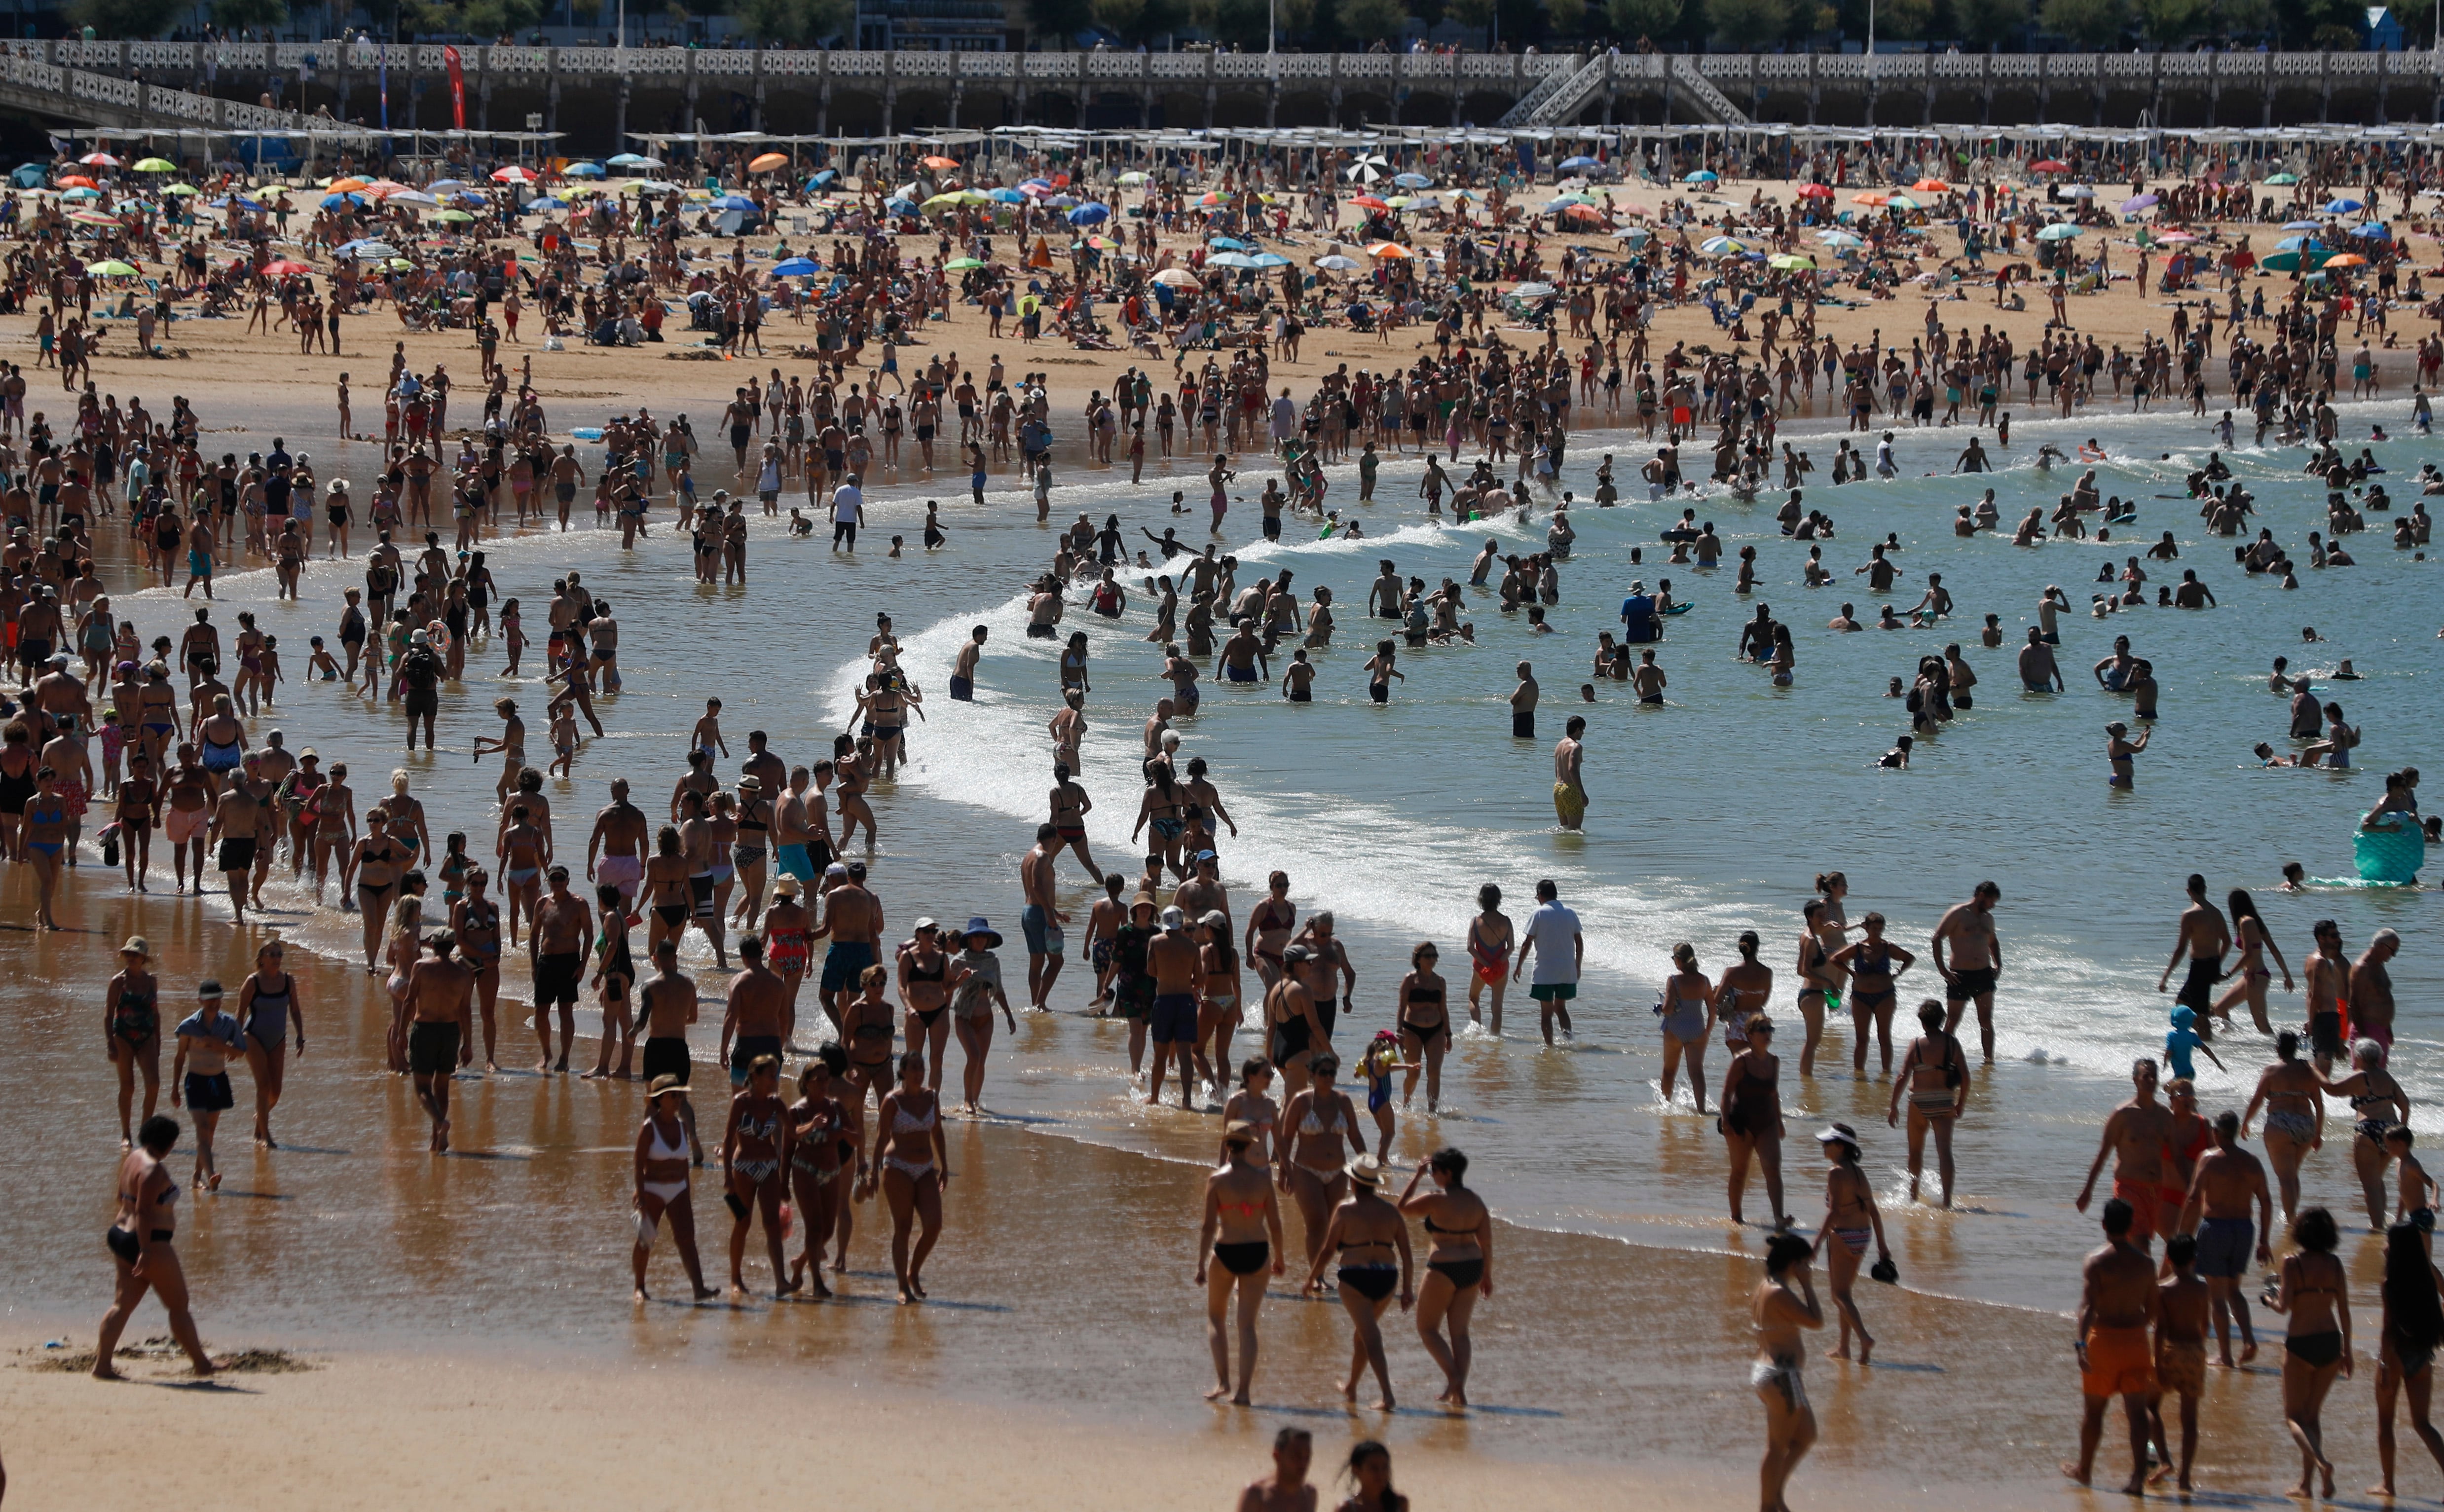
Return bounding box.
[4,145,2440,1509]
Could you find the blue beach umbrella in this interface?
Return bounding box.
[771,256,818,275]
[321,191,366,210]
[1558,155,1600,172]
[2325,197,2365,214]
[1066,201,1110,225]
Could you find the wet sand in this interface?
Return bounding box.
[0,880,2394,1504]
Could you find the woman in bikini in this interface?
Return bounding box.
[1811,1123,1889,1363]
[631,1074,716,1302]
[235,938,304,1149]
[2241,1031,2327,1222]
[1265,945,1330,1098]
[1278,1054,1363,1285]
[1456,879,1515,1035]
[1194,910,1244,1099]
[1394,941,1451,1113]
[1659,943,1718,1113]
[784,1053,850,1299]
[2324,1040,2413,1232]
[105,936,161,1146]
[1133,760,1189,879]
[761,876,820,1019]
[1198,1119,1287,1404]
[96,1113,215,1379]
[1220,1057,1281,1167]
[721,1054,796,1298]
[896,920,965,1093]
[1887,999,1970,1208]
[380,897,424,1073]
[1301,1153,1412,1412]
[730,776,772,931]
[643,824,695,961]
[841,964,899,1113]
[1719,1015,1789,1228]
[351,808,404,975]
[875,1049,950,1305]
[1794,901,1845,1080]
[1752,1231,1825,1512]
[2212,888,2292,1037]
[1717,930,1775,1064]
[1398,1147,1489,1408]
[1828,911,1914,1076]
[1246,871,1296,990]
[2267,1206,2351,1500]
[375,769,431,873]
[582,882,634,1080]
[831,735,877,851]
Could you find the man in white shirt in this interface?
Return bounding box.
[1512,879,1583,1045]
[830,473,864,552]
[1269,389,1297,454]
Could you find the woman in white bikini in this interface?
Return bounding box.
[631,1074,716,1302]
[1277,1055,1362,1289]
[1220,1058,1280,1166]
[875,1050,950,1305]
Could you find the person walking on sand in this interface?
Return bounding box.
[875,1050,950,1306]
[1752,1232,1824,1512]
[2151,1233,2211,1492]
[105,937,161,1147]
[405,932,476,1153]
[1197,1119,1287,1405]
[2371,1218,2444,1500]
[1398,1147,1490,1409]
[95,1114,214,1380]
[1301,1154,1412,1412]
[2063,1198,2161,1494]
[2175,1108,2272,1366]
[631,1074,717,1303]
[1812,1122,1890,1363]
[2266,1207,2352,1501]
[169,982,241,1193]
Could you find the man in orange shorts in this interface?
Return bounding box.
[2066,1197,2161,1495]
[2074,1057,2174,1253]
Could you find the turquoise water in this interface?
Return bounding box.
[56,393,2440,1326]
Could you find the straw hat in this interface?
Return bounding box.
[1345,1154,1385,1188]
[647,1074,689,1100]
[120,935,150,958]
[1222,1119,1259,1146]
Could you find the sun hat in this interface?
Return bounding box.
[120,935,149,957]
[1345,1153,1385,1188]
[962,915,1003,948]
[1816,1122,1860,1152]
[647,1074,689,1100]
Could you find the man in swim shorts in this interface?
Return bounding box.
[2074,1058,2174,1251]
[2066,1197,2161,1493]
